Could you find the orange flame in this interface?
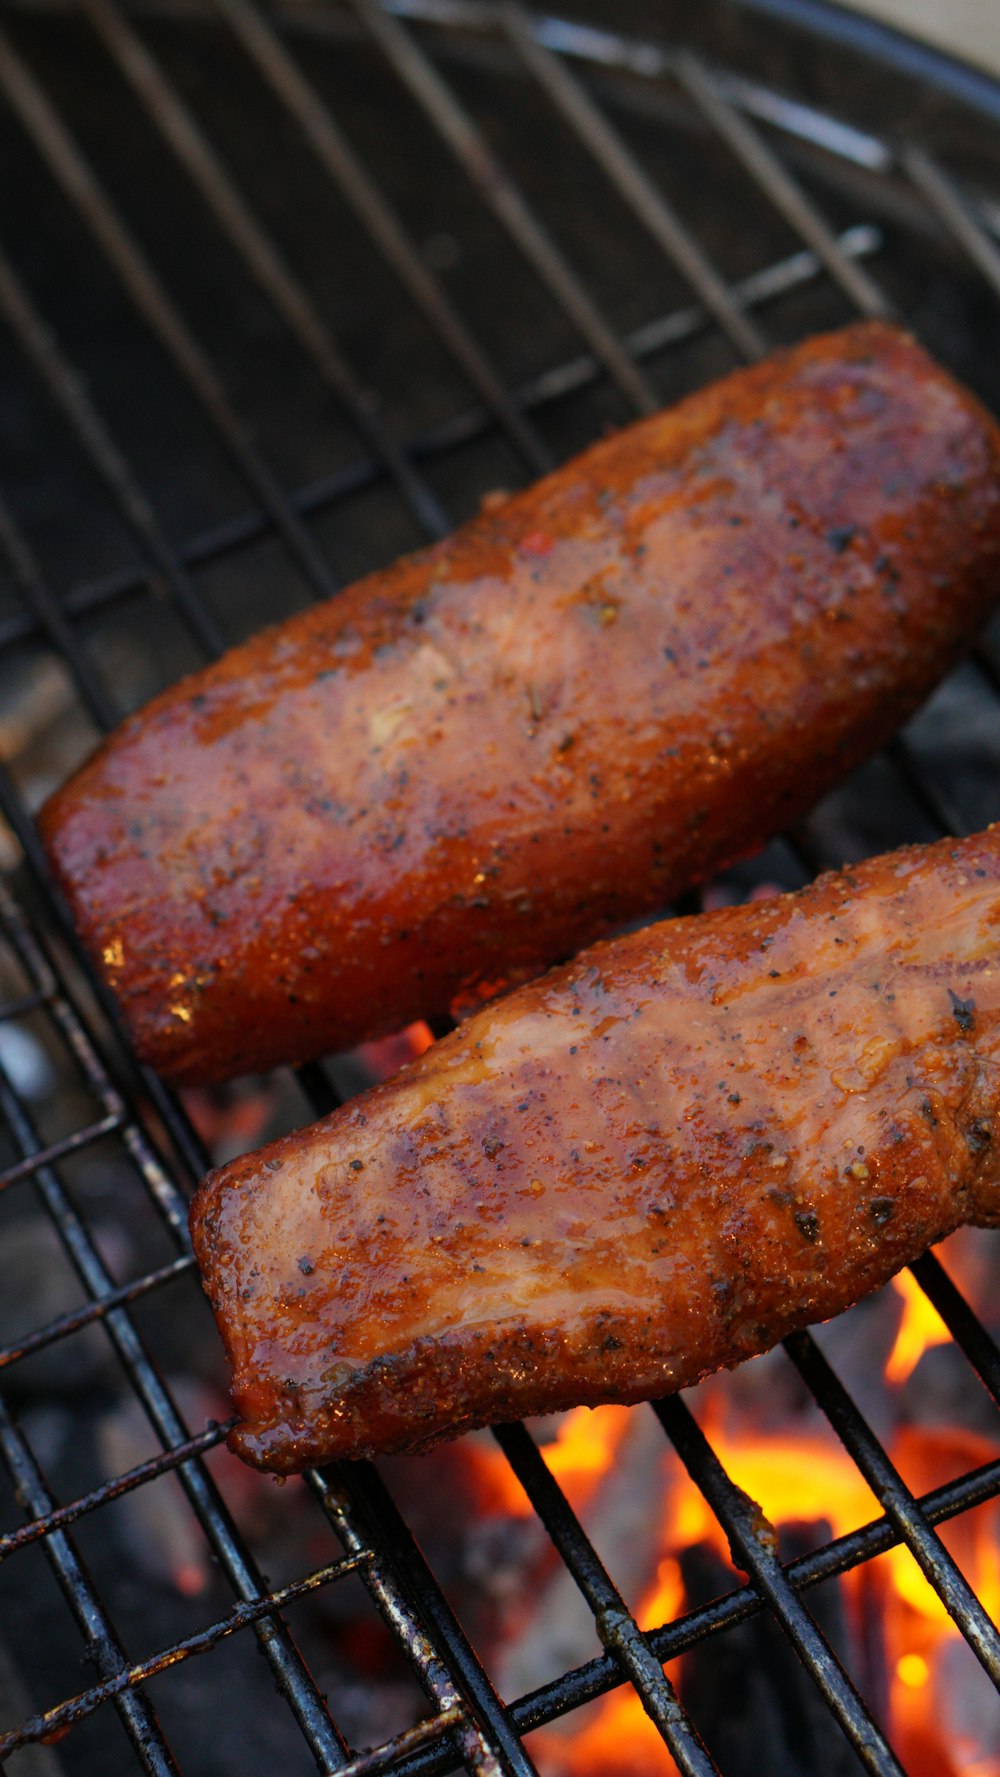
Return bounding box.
[509,1404,1000,1777]
[463,1244,999,1777]
[885,1270,951,1385]
[544,1406,633,1498]
[477,1406,634,1520]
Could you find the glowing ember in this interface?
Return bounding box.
[172,1561,208,1598]
[356,1019,435,1081]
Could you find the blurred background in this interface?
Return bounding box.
[847,2,1000,74]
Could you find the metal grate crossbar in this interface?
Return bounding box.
[0,3,998,1774]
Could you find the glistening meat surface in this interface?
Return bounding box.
[191,826,1000,1473]
[40,322,1000,1082]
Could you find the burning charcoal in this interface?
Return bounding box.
[899,665,1000,836]
[180,1077,287,1168]
[309,1675,425,1763]
[497,1410,670,1701]
[809,1289,905,1445]
[693,1345,807,1433]
[678,1537,865,1776]
[898,1342,1000,1440]
[320,1021,438,1104]
[356,1022,435,1084]
[379,1435,549,1653]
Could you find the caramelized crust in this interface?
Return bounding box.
[191,826,1000,1472]
[40,323,1000,1082]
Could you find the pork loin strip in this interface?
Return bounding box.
[40,322,1000,1083]
[191,826,1000,1472]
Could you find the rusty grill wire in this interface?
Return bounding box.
[0,1,998,1772]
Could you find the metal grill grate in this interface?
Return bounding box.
[0,3,999,1773]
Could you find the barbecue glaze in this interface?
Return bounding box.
[192,826,1000,1472]
[40,323,1000,1083]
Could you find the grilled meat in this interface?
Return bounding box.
[191,826,1000,1472]
[40,322,1000,1084]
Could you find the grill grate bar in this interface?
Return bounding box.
[0,1110,123,1193]
[0,829,519,1774]
[0,243,226,663]
[308,1466,509,1777]
[0,1417,234,1561]
[493,1421,720,1777]
[784,1329,1000,1685]
[909,1250,1000,1404]
[0,1553,369,1762]
[0,763,225,1197]
[0,483,119,731]
[1,842,994,1762]
[349,0,658,414]
[0,26,341,603]
[671,49,893,320]
[498,4,766,362]
[0,1253,195,1372]
[0,871,198,1241]
[213,0,553,478]
[390,4,1000,274]
[3,883,501,1777]
[653,1393,906,1777]
[0,888,511,1777]
[490,1454,1000,1772]
[332,1708,470,1777]
[903,142,1000,301]
[0,988,47,1022]
[336,1460,536,1777]
[0,226,881,659]
[83,0,451,541]
[0,1383,181,1775]
[708,64,889,170]
[0,961,353,1771]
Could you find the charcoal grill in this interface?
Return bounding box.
[1,2,1000,1772]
